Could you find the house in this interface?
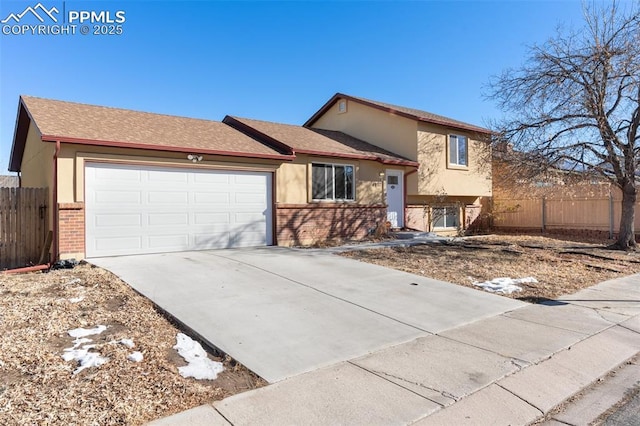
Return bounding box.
[305,94,492,234]
[0,175,19,187]
[8,93,490,262]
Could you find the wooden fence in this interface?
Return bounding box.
[493,192,640,237]
[0,187,49,270]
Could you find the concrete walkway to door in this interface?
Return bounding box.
[90,247,524,383]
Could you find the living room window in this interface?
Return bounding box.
[448,134,468,167]
[312,163,354,201]
[432,206,460,229]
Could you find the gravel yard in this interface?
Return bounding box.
[341,234,640,302]
[0,263,264,425]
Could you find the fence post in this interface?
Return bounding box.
[541,196,546,232]
[609,190,614,239]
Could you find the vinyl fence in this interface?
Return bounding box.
[0,187,49,270]
[493,191,640,237]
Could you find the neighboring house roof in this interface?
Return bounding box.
[224,116,419,167]
[9,96,293,172]
[0,175,18,187]
[304,93,492,135]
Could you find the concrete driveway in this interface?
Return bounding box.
[91,247,524,383]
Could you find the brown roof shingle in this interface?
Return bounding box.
[305,93,491,134]
[19,96,290,158]
[224,116,418,167]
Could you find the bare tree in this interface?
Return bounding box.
[487,1,640,249]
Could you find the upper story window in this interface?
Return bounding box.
[312,163,354,201]
[337,99,347,113]
[448,134,468,167]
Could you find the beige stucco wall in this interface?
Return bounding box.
[276,154,392,205]
[20,123,54,238]
[20,123,53,189]
[416,123,491,197]
[311,98,492,198]
[311,99,419,161]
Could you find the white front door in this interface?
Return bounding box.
[385,169,404,228]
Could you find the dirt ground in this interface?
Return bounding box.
[0,263,265,425]
[341,234,640,303]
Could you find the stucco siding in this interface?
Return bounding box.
[20,123,53,189]
[416,123,491,197]
[310,99,418,161]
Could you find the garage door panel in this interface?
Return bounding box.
[85,163,272,257]
[148,213,189,226]
[96,191,141,205]
[194,192,230,204]
[95,236,143,252]
[148,191,188,204]
[95,214,142,227]
[194,212,231,225]
[148,170,188,183]
[148,235,189,249]
[194,173,230,184]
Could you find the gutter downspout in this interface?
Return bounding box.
[52,140,60,262]
[404,168,419,230]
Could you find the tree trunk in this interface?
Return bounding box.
[616,183,637,250]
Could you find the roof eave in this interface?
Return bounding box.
[39,135,295,162]
[304,93,492,135]
[295,148,419,167]
[8,97,34,172]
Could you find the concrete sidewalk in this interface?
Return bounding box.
[148,273,640,426]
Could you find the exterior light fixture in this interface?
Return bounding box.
[187,154,203,163]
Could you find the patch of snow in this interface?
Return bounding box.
[69,337,93,349]
[65,278,82,286]
[473,277,538,294]
[61,347,108,375]
[68,296,84,303]
[119,338,135,348]
[128,351,144,362]
[68,325,107,338]
[173,333,224,380]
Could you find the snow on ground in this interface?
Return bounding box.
[473,277,538,294]
[173,333,224,380]
[68,325,107,338]
[62,325,110,375]
[119,338,135,348]
[62,348,109,375]
[68,296,84,303]
[128,351,144,362]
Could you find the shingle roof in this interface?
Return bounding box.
[304,93,491,134]
[224,116,418,167]
[13,96,290,167]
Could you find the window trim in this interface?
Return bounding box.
[310,162,356,202]
[447,134,469,169]
[431,205,460,230]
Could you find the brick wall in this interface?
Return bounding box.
[276,204,386,246]
[58,202,84,257]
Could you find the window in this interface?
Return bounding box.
[312,163,354,201]
[448,135,468,167]
[432,206,460,229]
[338,99,347,113]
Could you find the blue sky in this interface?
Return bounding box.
[0,0,585,173]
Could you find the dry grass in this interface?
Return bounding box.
[0,263,264,425]
[342,234,640,303]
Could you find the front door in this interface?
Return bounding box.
[385,170,404,228]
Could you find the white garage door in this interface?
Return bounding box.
[85,163,273,257]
